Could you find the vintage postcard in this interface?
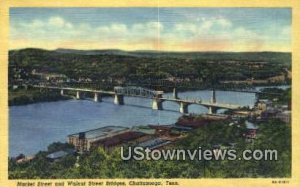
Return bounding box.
[0,0,300,187]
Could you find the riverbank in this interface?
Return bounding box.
[9,88,70,106]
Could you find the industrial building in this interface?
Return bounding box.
[68,126,130,152]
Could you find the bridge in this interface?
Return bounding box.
[125,80,283,95]
[33,85,242,114]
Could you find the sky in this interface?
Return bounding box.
[10,8,291,52]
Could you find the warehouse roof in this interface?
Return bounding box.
[68,126,129,140]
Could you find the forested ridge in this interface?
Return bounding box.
[9,48,291,84]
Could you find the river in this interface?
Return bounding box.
[9,86,290,157]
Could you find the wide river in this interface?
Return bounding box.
[9,86,289,157]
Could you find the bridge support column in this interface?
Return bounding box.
[76,91,81,99]
[255,93,259,103]
[179,102,189,114]
[211,89,216,103]
[173,88,178,99]
[208,106,217,114]
[94,93,102,102]
[60,89,64,96]
[114,94,124,105]
[152,99,163,110]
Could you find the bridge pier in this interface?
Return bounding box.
[114,94,124,105]
[179,102,189,114]
[211,89,216,103]
[152,99,163,110]
[76,91,81,99]
[208,106,217,114]
[173,88,178,99]
[60,89,64,96]
[94,93,102,102]
[255,93,259,103]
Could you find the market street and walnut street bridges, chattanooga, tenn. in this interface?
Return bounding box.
[33,85,242,114]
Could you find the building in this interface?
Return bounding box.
[31,69,68,82]
[68,126,130,152]
[256,99,273,111]
[276,110,291,123]
[176,114,229,128]
[90,131,152,152]
[15,155,35,164]
[147,124,188,141]
[148,125,173,136]
[137,137,171,150]
[232,110,253,118]
[131,125,156,135]
[244,121,258,140]
[260,108,279,121]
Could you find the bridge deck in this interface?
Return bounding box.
[33,85,115,95]
[33,85,241,110]
[161,97,240,109]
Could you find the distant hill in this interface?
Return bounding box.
[10,48,290,65]
[55,48,138,56]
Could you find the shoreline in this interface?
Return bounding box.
[8,89,71,106]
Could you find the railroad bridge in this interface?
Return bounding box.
[33,85,241,114]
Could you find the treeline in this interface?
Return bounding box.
[259,87,291,105]
[9,88,69,106]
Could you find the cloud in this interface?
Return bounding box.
[174,23,197,33]
[172,17,232,38]
[110,23,128,33]
[11,16,76,41]
[233,27,259,40]
[10,15,290,52]
[217,18,232,28]
[49,17,65,27]
[30,19,44,28]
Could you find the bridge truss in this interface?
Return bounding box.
[114,86,161,98]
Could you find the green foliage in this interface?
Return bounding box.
[259,88,291,105]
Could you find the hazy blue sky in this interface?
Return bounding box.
[10,8,291,51]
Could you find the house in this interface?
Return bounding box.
[15,154,35,164]
[256,99,273,111]
[276,110,291,123]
